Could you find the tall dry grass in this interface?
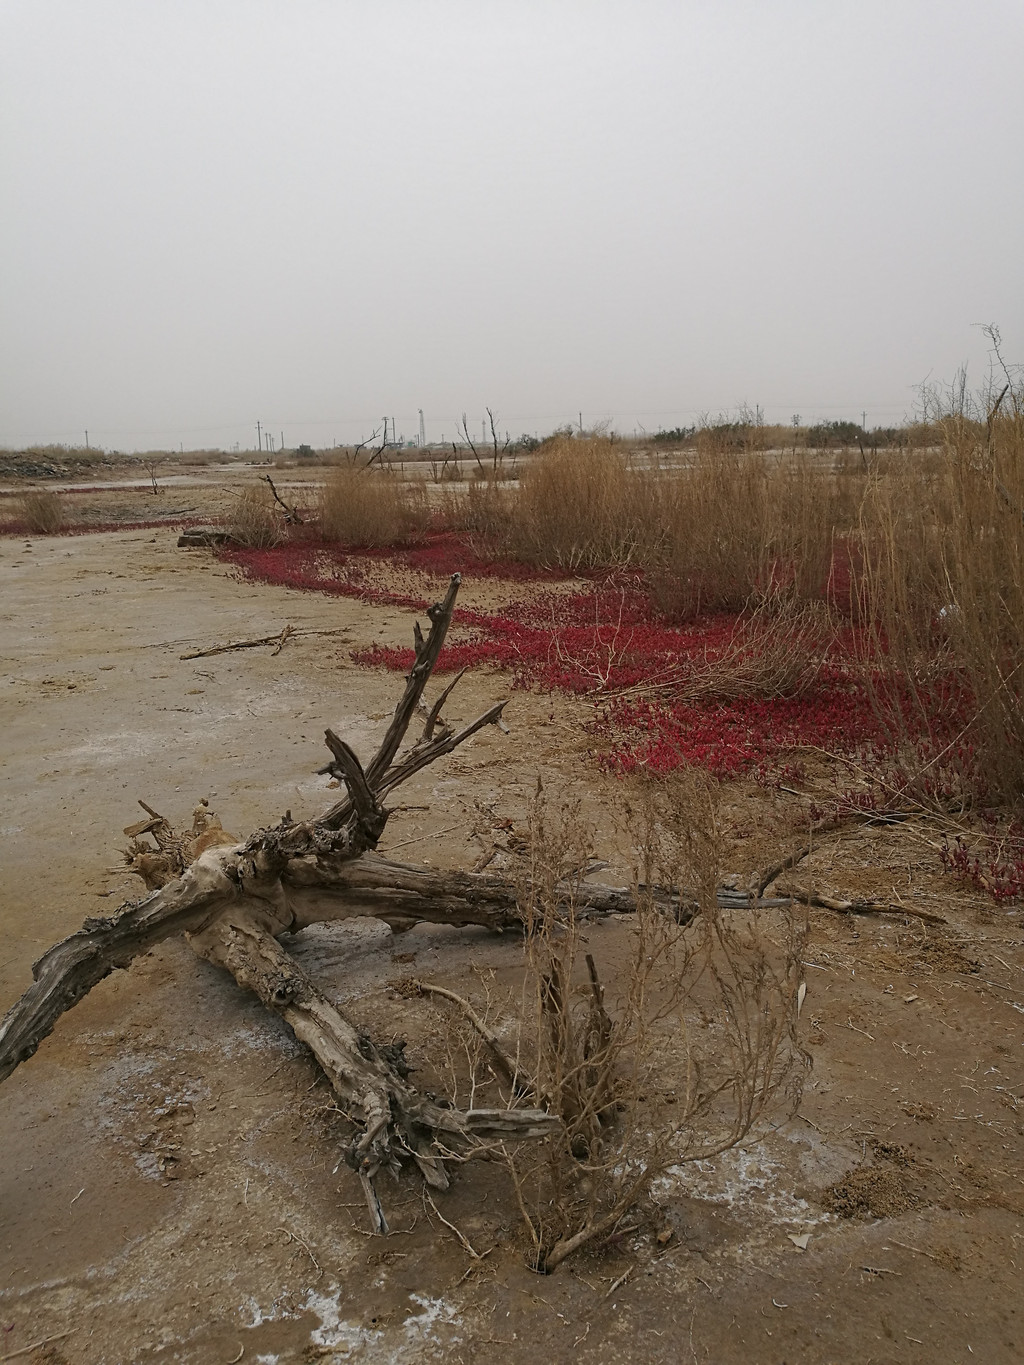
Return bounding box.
[319,466,428,547]
[855,394,1024,802]
[509,436,660,570]
[648,452,858,619]
[18,489,65,534]
[446,435,853,617]
[227,486,285,547]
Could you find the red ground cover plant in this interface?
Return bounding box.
[940,817,1024,902]
[221,534,971,785]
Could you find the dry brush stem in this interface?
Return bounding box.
[498,777,809,1273]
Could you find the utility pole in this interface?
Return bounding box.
[418,409,425,447]
[84,430,89,449]
[578,412,583,434]
[862,409,867,432]
[280,431,284,453]
[256,421,262,453]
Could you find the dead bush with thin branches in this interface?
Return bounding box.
[319,466,428,547]
[227,486,285,548]
[494,777,807,1272]
[18,489,65,534]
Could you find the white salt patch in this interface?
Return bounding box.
[404,1294,460,1344]
[658,1144,828,1231]
[303,1288,374,1353]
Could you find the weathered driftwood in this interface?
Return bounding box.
[0,573,662,1222]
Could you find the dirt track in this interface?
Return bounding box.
[2,527,1023,1364]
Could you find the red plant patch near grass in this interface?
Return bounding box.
[941,817,1024,902]
[219,533,982,788]
[221,533,570,606]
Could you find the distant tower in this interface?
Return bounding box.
[418,409,426,447]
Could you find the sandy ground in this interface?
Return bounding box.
[2,526,1023,1365]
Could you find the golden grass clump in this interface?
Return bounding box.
[227,486,285,548]
[646,452,851,620]
[856,391,1024,802]
[319,466,428,547]
[504,436,659,570]
[18,489,65,534]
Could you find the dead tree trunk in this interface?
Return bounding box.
[1,573,669,1223]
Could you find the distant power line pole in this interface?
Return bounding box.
[862,410,867,430]
[256,421,262,452]
[418,408,425,447]
[84,430,89,448]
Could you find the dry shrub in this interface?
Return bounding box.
[856,388,1024,803]
[24,443,96,463]
[667,596,835,704]
[648,453,850,620]
[436,440,852,612]
[439,478,515,548]
[508,436,660,570]
[18,489,65,534]
[319,467,428,547]
[227,486,285,548]
[499,777,807,1272]
[647,452,768,617]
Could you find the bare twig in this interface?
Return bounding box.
[415,980,524,1093]
[260,473,303,523]
[179,626,347,660]
[1,1331,76,1362]
[425,1191,486,1259]
[777,883,947,925]
[278,1225,322,1278]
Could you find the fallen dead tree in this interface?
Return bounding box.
[0,571,942,1253]
[1,573,706,1234]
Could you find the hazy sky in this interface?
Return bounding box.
[2,1,1022,451]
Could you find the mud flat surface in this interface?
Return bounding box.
[2,529,1023,1364]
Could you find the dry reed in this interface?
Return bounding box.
[18,489,65,534]
[319,466,428,547]
[855,388,1024,803]
[227,486,285,548]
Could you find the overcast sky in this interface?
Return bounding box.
[2,1,1022,451]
